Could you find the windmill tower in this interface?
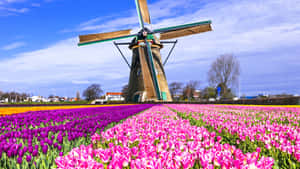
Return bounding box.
[78,0,212,102]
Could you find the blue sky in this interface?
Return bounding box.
[0,0,299,97]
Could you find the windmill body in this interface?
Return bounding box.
[78,0,212,102]
[127,32,172,102]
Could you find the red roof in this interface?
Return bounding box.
[106,92,123,96]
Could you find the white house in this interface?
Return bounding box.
[31,96,42,102]
[30,96,50,102]
[105,92,124,101]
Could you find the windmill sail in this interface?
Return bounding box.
[138,0,151,24]
[78,29,136,46]
[154,20,212,40]
[135,0,151,28]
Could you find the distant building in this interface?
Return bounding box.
[68,98,77,102]
[49,97,59,102]
[31,96,42,102]
[30,96,50,102]
[105,92,124,101]
[91,92,125,104]
[0,98,8,103]
[193,90,201,99]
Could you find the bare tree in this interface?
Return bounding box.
[169,82,183,99]
[121,85,129,100]
[202,87,216,99]
[0,90,3,99]
[182,81,200,101]
[83,84,103,101]
[76,91,81,101]
[20,93,29,102]
[2,92,9,102]
[208,54,240,97]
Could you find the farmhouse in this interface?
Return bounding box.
[105,92,124,101]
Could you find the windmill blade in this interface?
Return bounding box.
[135,0,151,28]
[153,20,212,40]
[138,0,151,24]
[78,29,136,46]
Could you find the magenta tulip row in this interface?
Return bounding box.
[167,104,300,162]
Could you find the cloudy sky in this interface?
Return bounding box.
[0,0,299,97]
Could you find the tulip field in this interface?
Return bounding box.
[0,104,299,169]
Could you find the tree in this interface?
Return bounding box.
[121,85,129,100]
[169,82,183,100]
[20,93,29,102]
[2,92,9,102]
[202,87,217,99]
[0,90,3,100]
[208,54,240,98]
[182,81,200,101]
[76,91,81,101]
[48,95,55,99]
[83,84,103,101]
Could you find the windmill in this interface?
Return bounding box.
[78,0,212,102]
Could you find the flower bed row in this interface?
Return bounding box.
[56,105,274,169]
[167,104,300,168]
[0,104,128,117]
[0,104,153,169]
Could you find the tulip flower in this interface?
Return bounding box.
[17,156,22,164]
[26,155,32,162]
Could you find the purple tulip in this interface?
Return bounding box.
[23,146,28,153]
[28,146,33,153]
[57,136,63,144]
[48,140,53,146]
[57,145,62,151]
[13,148,18,156]
[59,152,63,156]
[28,139,32,145]
[42,145,48,154]
[7,150,12,158]
[26,155,32,162]
[17,156,22,164]
[32,150,38,157]
[18,149,24,157]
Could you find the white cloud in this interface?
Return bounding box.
[1,41,26,50]
[0,0,26,4]
[0,37,130,84]
[66,0,201,33]
[0,0,29,15]
[0,6,29,13]
[71,80,90,84]
[31,3,40,7]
